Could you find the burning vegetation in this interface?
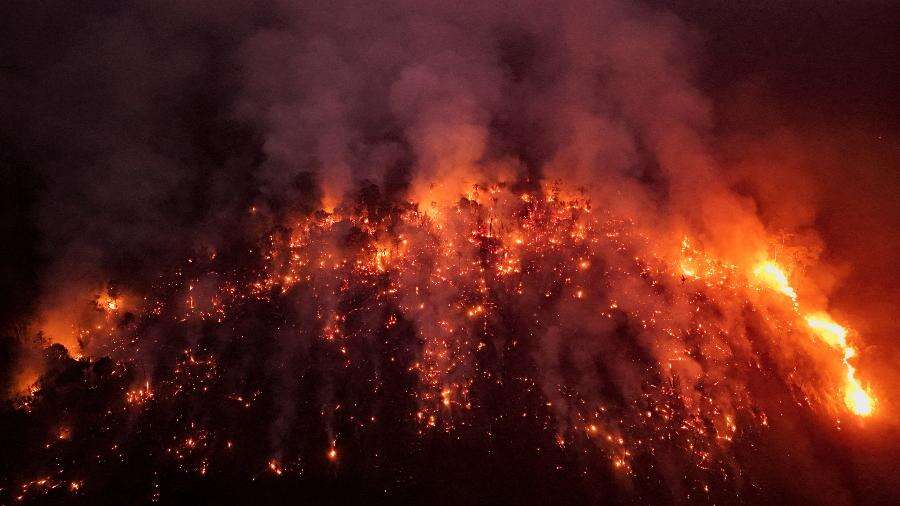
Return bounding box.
[0,183,880,503]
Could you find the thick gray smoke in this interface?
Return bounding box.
[1,0,778,338]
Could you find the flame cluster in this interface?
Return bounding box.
[751,261,875,416]
[7,183,879,503]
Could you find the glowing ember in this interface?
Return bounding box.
[126,381,154,405]
[56,427,71,441]
[5,184,881,503]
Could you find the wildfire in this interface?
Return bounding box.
[126,381,154,405]
[805,313,850,348]
[96,292,122,313]
[6,183,881,504]
[805,313,875,417]
[752,260,797,301]
[750,260,876,417]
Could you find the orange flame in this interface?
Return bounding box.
[805,313,875,417]
[751,259,875,417]
[752,260,797,301]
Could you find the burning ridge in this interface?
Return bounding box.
[2,183,875,503]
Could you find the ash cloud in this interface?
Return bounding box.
[1,0,772,341]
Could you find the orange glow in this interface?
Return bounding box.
[321,192,340,214]
[805,313,849,349]
[844,373,875,417]
[805,313,875,417]
[96,291,123,313]
[752,260,797,301]
[749,260,875,417]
